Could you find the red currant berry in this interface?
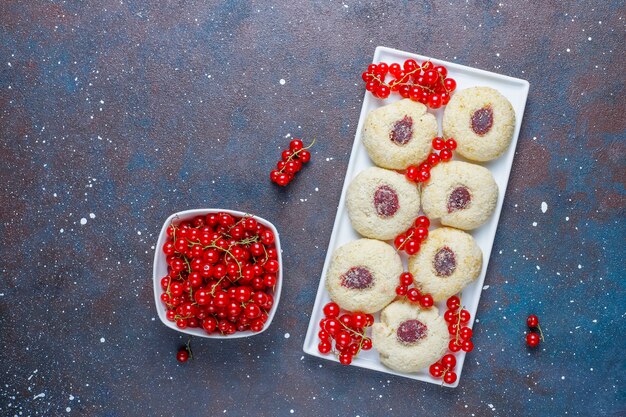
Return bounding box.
[527,314,539,328]
[418,170,430,182]
[444,309,458,323]
[405,165,420,182]
[409,85,421,101]
[367,64,378,73]
[424,69,438,85]
[445,138,457,150]
[318,340,332,354]
[404,239,420,255]
[440,92,451,105]
[398,85,410,98]
[446,296,461,310]
[339,314,353,328]
[459,309,471,323]
[323,302,340,318]
[377,62,389,75]
[429,362,444,377]
[376,84,391,98]
[434,65,448,78]
[399,272,414,286]
[389,63,402,77]
[443,371,457,384]
[339,352,353,365]
[403,59,418,72]
[176,349,189,363]
[414,216,430,229]
[441,354,456,369]
[448,340,461,352]
[428,94,442,109]
[290,139,303,151]
[365,80,378,92]
[261,230,275,245]
[421,61,433,71]
[526,332,540,347]
[396,285,408,296]
[394,234,407,249]
[459,326,473,341]
[299,149,311,163]
[415,226,428,241]
[439,148,453,161]
[323,318,340,336]
[352,313,367,329]
[432,137,445,150]
[420,294,434,308]
[318,330,330,340]
[427,153,440,166]
[407,288,420,302]
[361,338,373,350]
[461,340,474,352]
[443,78,457,92]
[365,314,374,327]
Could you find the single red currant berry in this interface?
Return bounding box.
[394,234,407,249]
[396,285,408,296]
[434,65,448,78]
[290,139,303,151]
[448,340,461,352]
[338,314,353,328]
[427,153,440,166]
[424,69,438,85]
[352,313,367,329]
[526,332,540,347]
[414,216,430,229]
[445,138,457,150]
[398,85,410,98]
[405,165,420,181]
[429,362,444,377]
[365,80,378,92]
[407,288,420,302]
[446,296,461,310]
[404,239,420,255]
[443,78,457,92]
[459,309,471,323]
[376,84,391,99]
[439,148,453,161]
[441,354,456,369]
[323,302,340,318]
[377,62,389,75]
[176,349,189,363]
[440,92,451,105]
[367,64,378,73]
[389,63,402,77]
[361,338,373,350]
[399,272,414,286]
[361,71,370,82]
[428,94,442,109]
[527,314,539,328]
[443,371,457,384]
[461,340,474,352]
[444,310,458,323]
[415,226,428,241]
[318,340,332,354]
[299,149,311,163]
[404,59,418,72]
[418,170,430,182]
[339,352,353,365]
[432,137,445,151]
[318,330,330,340]
[420,294,434,308]
[459,326,473,341]
[409,85,421,101]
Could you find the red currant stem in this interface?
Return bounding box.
[453,302,464,346]
[277,138,316,174]
[396,230,415,251]
[185,337,193,359]
[183,256,192,274]
[537,323,545,342]
[441,366,451,386]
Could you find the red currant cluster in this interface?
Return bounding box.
[317,302,374,366]
[176,338,193,363]
[160,213,278,335]
[405,137,457,183]
[395,271,434,308]
[270,138,314,186]
[444,296,474,353]
[361,59,457,108]
[429,354,458,385]
[394,215,430,255]
[526,314,544,347]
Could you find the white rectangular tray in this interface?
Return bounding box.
[302,46,529,387]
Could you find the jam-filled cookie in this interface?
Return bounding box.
[372,300,448,373]
[442,86,515,161]
[326,239,402,313]
[408,227,482,302]
[421,161,498,230]
[346,167,420,240]
[362,99,437,170]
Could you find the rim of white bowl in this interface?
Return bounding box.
[152,208,283,338]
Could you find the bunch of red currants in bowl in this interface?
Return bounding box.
[160,212,278,335]
[361,59,457,108]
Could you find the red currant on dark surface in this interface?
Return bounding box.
[526,332,540,347]
[527,314,539,328]
[176,349,189,363]
[270,138,315,186]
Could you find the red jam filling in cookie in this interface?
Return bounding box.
[447,186,471,213]
[340,266,374,290]
[396,319,428,344]
[389,115,414,145]
[433,246,457,277]
[373,185,399,217]
[471,106,494,136]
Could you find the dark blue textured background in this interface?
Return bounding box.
[1,1,624,416]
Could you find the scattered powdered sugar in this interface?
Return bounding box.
[279,79,286,85]
[284,333,290,339]
[100,337,105,343]
[80,218,87,225]
[33,393,45,399]
[89,213,96,219]
[541,202,548,213]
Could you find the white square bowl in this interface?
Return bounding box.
[153,209,283,338]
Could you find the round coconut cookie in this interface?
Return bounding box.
[421,161,498,230]
[408,227,482,302]
[372,300,448,373]
[346,167,420,240]
[442,86,515,161]
[362,99,437,170]
[325,239,402,314]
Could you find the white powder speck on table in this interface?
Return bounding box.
[89,213,96,219]
[80,218,87,225]
[100,337,105,343]
[284,333,290,339]
[541,202,548,213]
[279,79,286,85]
